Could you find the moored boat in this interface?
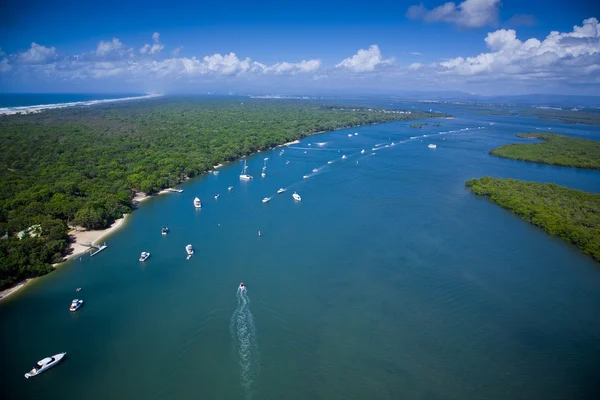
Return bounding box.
[277,188,286,194]
[293,192,302,201]
[139,252,150,262]
[161,226,169,235]
[24,353,66,379]
[69,299,83,312]
[193,197,202,208]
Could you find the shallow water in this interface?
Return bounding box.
[2,105,600,400]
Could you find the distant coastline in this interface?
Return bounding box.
[0,94,162,116]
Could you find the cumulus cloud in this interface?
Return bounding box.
[172,46,183,56]
[335,45,393,72]
[140,32,164,55]
[269,59,322,74]
[18,42,57,64]
[96,38,125,57]
[407,0,500,28]
[438,17,600,78]
[0,58,11,72]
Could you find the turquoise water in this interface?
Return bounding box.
[0,93,144,108]
[2,106,600,399]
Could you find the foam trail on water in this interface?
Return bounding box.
[231,287,259,399]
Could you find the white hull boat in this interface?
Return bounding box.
[293,192,301,201]
[186,245,194,255]
[277,188,286,194]
[428,144,437,149]
[25,353,66,379]
[70,299,83,312]
[139,252,150,262]
[193,197,202,208]
[342,155,347,159]
[262,197,271,203]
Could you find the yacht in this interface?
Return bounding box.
[262,197,271,203]
[139,252,150,262]
[261,172,266,178]
[69,299,83,312]
[361,149,365,154]
[239,160,253,180]
[24,353,66,379]
[186,244,194,255]
[312,168,318,173]
[342,155,347,159]
[347,133,352,137]
[214,194,220,199]
[428,144,437,149]
[293,192,302,202]
[193,197,202,208]
[161,226,169,235]
[277,188,286,194]
[228,186,233,191]
[239,282,246,291]
[303,175,309,179]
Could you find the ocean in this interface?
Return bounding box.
[1,101,599,400]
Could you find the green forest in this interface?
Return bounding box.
[0,97,443,290]
[466,177,600,262]
[490,133,600,170]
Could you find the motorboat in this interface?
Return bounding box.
[279,150,284,156]
[186,244,194,255]
[303,175,309,179]
[24,353,66,379]
[293,192,301,202]
[69,299,83,312]
[239,159,253,180]
[342,155,347,159]
[361,149,365,154]
[354,132,358,136]
[286,160,290,165]
[308,143,311,146]
[161,226,169,235]
[428,144,437,149]
[312,168,318,173]
[261,172,266,178]
[262,197,271,203]
[213,170,219,175]
[391,142,396,146]
[348,133,352,137]
[214,194,220,199]
[139,252,150,262]
[277,188,286,194]
[228,186,233,191]
[239,282,246,291]
[193,197,202,208]
[328,160,334,164]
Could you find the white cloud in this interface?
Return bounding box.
[18,42,57,64]
[269,59,322,74]
[335,45,393,72]
[140,32,164,55]
[172,46,183,56]
[407,0,500,28]
[439,18,600,77]
[409,62,423,70]
[410,52,424,56]
[96,38,124,57]
[0,58,11,72]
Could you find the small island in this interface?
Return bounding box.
[410,122,429,128]
[490,133,600,170]
[466,177,600,262]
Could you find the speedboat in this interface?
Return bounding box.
[303,175,309,179]
[279,150,284,156]
[327,160,334,164]
[262,197,271,203]
[391,142,396,146]
[239,282,246,291]
[228,186,233,191]
[161,226,169,235]
[348,133,352,137]
[261,172,266,178]
[69,299,83,312]
[193,197,202,208]
[139,252,150,262]
[186,244,194,255]
[286,161,290,165]
[24,353,66,379]
[277,188,286,194]
[361,149,365,154]
[312,168,318,173]
[214,194,220,199]
[428,144,437,149]
[293,192,301,201]
[342,155,347,159]
[354,132,358,136]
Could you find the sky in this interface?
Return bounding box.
[0,0,598,95]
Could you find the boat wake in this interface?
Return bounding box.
[231,287,260,398]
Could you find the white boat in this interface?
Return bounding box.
[193,197,202,208]
[327,160,334,164]
[312,168,318,173]
[70,299,83,312]
[213,170,219,175]
[261,172,266,178]
[186,244,194,255]
[214,194,220,199]
[348,133,352,137]
[239,160,253,180]
[262,197,271,203]
[161,226,169,235]
[428,144,437,149]
[24,353,66,379]
[228,186,233,191]
[342,155,347,159]
[239,282,246,291]
[293,192,302,202]
[354,132,358,136]
[139,252,150,262]
[286,160,290,165]
[303,175,309,179]
[391,142,396,146]
[361,149,365,154]
[308,143,311,146]
[277,188,286,194]
[279,150,284,156]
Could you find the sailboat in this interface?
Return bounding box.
[239,159,253,180]
[261,158,267,178]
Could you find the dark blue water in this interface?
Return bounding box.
[0,93,145,108]
[1,105,599,400]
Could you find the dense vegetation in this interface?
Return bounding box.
[0,97,443,290]
[490,133,600,170]
[466,177,600,262]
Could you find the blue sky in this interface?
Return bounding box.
[0,0,598,95]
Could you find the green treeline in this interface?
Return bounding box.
[490,133,600,170]
[0,97,443,289]
[466,177,600,262]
